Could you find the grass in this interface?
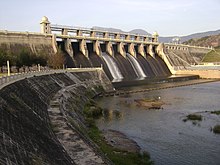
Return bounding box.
[187,114,202,121]
[183,114,202,122]
[83,99,153,165]
[213,125,220,134]
[202,48,220,62]
[211,111,220,115]
[88,125,153,165]
[0,73,7,77]
[83,99,103,119]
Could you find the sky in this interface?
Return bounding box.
[0,0,220,36]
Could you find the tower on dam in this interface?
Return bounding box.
[40,16,51,34]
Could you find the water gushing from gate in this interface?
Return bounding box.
[127,53,146,78]
[102,53,123,81]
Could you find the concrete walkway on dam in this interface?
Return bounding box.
[0,67,102,89]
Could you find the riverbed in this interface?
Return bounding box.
[96,81,220,165]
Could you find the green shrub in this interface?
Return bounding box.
[185,114,202,121]
[211,111,220,115]
[213,125,220,134]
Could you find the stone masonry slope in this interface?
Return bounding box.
[0,69,113,165]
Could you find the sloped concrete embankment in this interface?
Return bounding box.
[0,70,113,165]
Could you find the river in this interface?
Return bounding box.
[96,81,220,165]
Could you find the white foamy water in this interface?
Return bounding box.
[102,53,123,81]
[127,53,146,78]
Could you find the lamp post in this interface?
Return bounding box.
[7,60,10,76]
[38,64,40,71]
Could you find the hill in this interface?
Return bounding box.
[129,29,151,35]
[160,29,220,43]
[92,26,220,44]
[202,48,220,62]
[183,34,220,48]
[182,34,220,62]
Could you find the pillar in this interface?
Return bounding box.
[118,42,126,58]
[138,43,146,58]
[62,28,68,35]
[52,34,58,54]
[156,43,175,74]
[104,32,109,38]
[135,35,140,41]
[80,39,88,58]
[77,30,82,36]
[106,41,114,56]
[64,38,74,58]
[90,31,96,37]
[40,16,51,34]
[125,35,130,40]
[128,43,136,57]
[115,33,120,40]
[94,40,101,56]
[144,36,149,42]
[147,44,155,58]
[152,31,159,42]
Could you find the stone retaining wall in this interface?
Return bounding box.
[0,69,113,164]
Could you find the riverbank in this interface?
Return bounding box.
[95,81,220,165]
[83,100,153,165]
[100,78,220,97]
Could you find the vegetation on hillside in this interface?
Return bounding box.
[183,34,220,48]
[202,48,220,62]
[183,34,220,62]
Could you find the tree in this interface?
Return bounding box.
[32,52,48,66]
[47,47,65,69]
[0,49,8,72]
[14,49,32,72]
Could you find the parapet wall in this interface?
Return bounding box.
[0,69,113,165]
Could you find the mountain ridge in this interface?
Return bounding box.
[92,26,220,43]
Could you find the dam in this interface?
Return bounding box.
[0,16,220,165]
[0,16,216,82]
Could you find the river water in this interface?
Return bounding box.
[96,81,220,165]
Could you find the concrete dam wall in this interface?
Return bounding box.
[0,69,113,165]
[0,31,55,56]
[163,44,211,68]
[0,31,172,81]
[58,41,171,81]
[0,30,215,79]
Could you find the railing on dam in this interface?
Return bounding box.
[164,43,213,51]
[0,67,102,89]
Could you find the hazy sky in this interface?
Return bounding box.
[0,0,220,36]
